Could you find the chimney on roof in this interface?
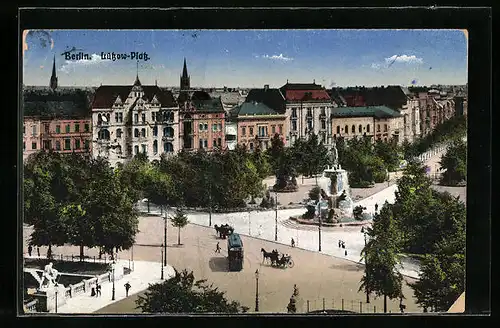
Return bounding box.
[313,79,315,84]
[264,84,269,91]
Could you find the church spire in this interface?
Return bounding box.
[50,55,58,91]
[180,58,190,91]
[133,61,141,86]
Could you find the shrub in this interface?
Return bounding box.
[308,186,321,201]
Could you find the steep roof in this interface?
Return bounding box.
[245,88,286,113]
[283,89,331,102]
[280,82,324,91]
[92,85,176,108]
[191,97,225,113]
[333,86,408,110]
[231,101,278,117]
[23,90,91,118]
[331,106,402,119]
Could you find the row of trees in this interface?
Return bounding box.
[359,160,466,312]
[24,151,139,259]
[439,138,467,186]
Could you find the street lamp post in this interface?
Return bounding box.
[164,211,168,267]
[248,210,251,235]
[209,192,212,227]
[161,244,164,280]
[363,231,370,303]
[111,261,116,301]
[255,269,260,312]
[274,192,278,242]
[318,209,322,252]
[54,283,58,313]
[131,245,134,271]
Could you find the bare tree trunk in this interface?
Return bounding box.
[47,244,52,259]
[178,227,181,245]
[384,294,387,313]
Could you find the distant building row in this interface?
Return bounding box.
[23,58,466,166]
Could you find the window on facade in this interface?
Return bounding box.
[384,124,388,132]
[352,125,355,134]
[271,125,276,134]
[23,142,26,150]
[377,124,380,132]
[141,144,147,153]
[66,125,70,133]
[85,124,90,132]
[119,113,123,123]
[322,134,326,144]
[164,127,174,138]
[84,140,89,150]
[97,114,102,126]
[213,124,217,132]
[153,126,158,136]
[106,114,110,123]
[56,125,61,133]
[359,125,362,133]
[56,141,61,150]
[152,112,156,121]
[204,139,208,148]
[242,127,246,136]
[321,120,326,130]
[134,145,139,155]
[23,126,26,134]
[292,121,297,131]
[199,123,204,131]
[64,139,71,150]
[32,142,37,150]
[75,139,81,149]
[217,138,222,147]
[204,123,208,130]
[142,113,146,123]
[116,129,122,138]
[32,125,37,135]
[141,128,146,138]
[134,129,139,137]
[307,108,313,117]
[279,125,283,134]
[336,126,340,134]
[249,142,254,150]
[164,142,173,152]
[99,129,110,140]
[345,125,349,134]
[43,140,49,149]
[44,124,49,133]
[218,123,222,131]
[199,139,203,149]
[75,124,80,132]
[292,108,297,118]
[115,113,119,122]
[153,140,158,154]
[367,124,370,133]
[249,127,254,136]
[134,114,139,123]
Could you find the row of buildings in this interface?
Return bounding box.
[23,58,467,167]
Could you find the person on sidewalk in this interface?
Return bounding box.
[124,282,131,297]
[374,203,378,212]
[291,238,295,247]
[215,242,221,253]
[28,245,32,257]
[96,283,101,297]
[345,250,348,256]
[37,247,40,257]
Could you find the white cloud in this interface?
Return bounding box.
[260,53,294,61]
[385,54,424,64]
[59,53,111,73]
[371,63,381,69]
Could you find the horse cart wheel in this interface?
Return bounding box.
[287,259,295,268]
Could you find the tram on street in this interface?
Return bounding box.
[227,233,244,271]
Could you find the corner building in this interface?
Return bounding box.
[91,76,178,167]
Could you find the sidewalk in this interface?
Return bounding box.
[53,259,175,314]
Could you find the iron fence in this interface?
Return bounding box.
[300,297,407,314]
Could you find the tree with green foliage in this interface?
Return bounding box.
[268,133,286,174]
[359,202,404,313]
[171,208,189,245]
[297,133,331,183]
[136,269,249,313]
[439,138,467,186]
[374,138,401,172]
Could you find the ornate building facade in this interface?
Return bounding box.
[91,75,178,167]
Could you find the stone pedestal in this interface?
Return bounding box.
[34,285,67,312]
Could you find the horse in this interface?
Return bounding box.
[261,248,275,264]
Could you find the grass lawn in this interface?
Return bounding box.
[94,290,145,314]
[24,258,110,275]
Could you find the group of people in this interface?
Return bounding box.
[27,244,40,257]
[91,281,102,297]
[338,240,347,256]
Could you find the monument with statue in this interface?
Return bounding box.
[28,262,68,312]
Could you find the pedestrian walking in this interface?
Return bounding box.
[37,247,40,257]
[28,245,32,257]
[215,242,221,253]
[91,287,96,297]
[291,238,295,247]
[124,282,131,297]
[338,240,341,248]
[341,242,345,249]
[345,250,348,256]
[96,282,101,297]
[374,203,378,212]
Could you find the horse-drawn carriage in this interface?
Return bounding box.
[214,224,234,239]
[260,248,294,269]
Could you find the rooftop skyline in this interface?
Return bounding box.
[23,29,468,88]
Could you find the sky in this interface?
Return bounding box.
[22,29,468,88]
